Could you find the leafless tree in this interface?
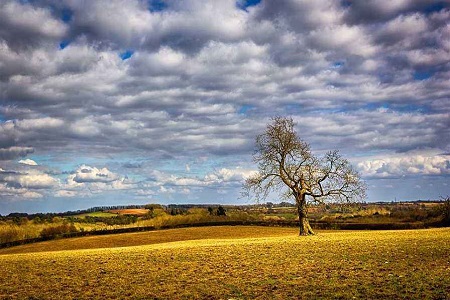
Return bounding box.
[243,117,366,235]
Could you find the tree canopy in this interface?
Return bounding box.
[244,116,366,235]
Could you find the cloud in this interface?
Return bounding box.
[1,2,448,162]
[123,162,142,169]
[0,168,59,189]
[18,159,38,166]
[0,0,449,207]
[54,190,77,197]
[0,146,34,160]
[43,0,248,53]
[147,167,256,192]
[206,168,257,183]
[343,0,433,25]
[54,165,137,197]
[0,0,68,50]
[358,154,450,178]
[293,109,450,153]
[72,165,119,183]
[0,183,43,199]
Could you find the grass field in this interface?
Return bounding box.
[73,211,119,218]
[1,226,449,299]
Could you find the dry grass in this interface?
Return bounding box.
[0,221,126,244]
[0,226,296,255]
[0,223,52,243]
[1,227,449,299]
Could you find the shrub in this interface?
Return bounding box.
[216,206,226,216]
[0,225,22,244]
[80,215,138,225]
[13,217,29,226]
[438,197,450,225]
[208,207,214,215]
[40,223,79,239]
[169,208,188,216]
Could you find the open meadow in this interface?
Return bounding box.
[1,226,449,299]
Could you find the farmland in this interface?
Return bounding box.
[1,226,449,299]
[1,201,448,246]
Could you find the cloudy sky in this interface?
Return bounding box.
[0,0,449,214]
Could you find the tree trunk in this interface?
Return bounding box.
[297,194,315,236]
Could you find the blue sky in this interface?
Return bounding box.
[0,0,449,214]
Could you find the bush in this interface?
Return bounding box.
[439,197,450,225]
[169,208,188,216]
[0,226,22,244]
[216,206,226,216]
[40,223,79,239]
[80,215,138,225]
[13,217,29,226]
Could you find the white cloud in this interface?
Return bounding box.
[59,165,136,197]
[149,167,257,192]
[206,167,257,183]
[55,190,77,198]
[0,167,57,201]
[0,182,43,199]
[72,165,120,183]
[309,25,376,57]
[1,169,59,189]
[358,154,450,178]
[18,158,38,166]
[15,118,64,130]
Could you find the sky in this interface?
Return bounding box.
[0,0,449,214]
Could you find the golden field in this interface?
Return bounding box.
[1,226,449,299]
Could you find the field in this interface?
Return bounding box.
[106,208,150,215]
[73,211,118,218]
[1,226,449,299]
[2,201,447,245]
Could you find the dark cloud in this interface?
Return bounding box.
[123,162,142,169]
[0,146,34,160]
[0,1,67,50]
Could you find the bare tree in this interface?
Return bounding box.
[243,117,366,235]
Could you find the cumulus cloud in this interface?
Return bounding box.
[0,168,58,189]
[54,165,137,198]
[358,154,450,178]
[72,165,119,183]
[0,183,43,199]
[0,0,68,50]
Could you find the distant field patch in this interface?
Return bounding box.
[0,227,449,299]
[106,208,150,215]
[74,211,118,218]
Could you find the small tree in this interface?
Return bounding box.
[440,196,450,225]
[208,207,214,216]
[216,206,226,216]
[244,117,366,235]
